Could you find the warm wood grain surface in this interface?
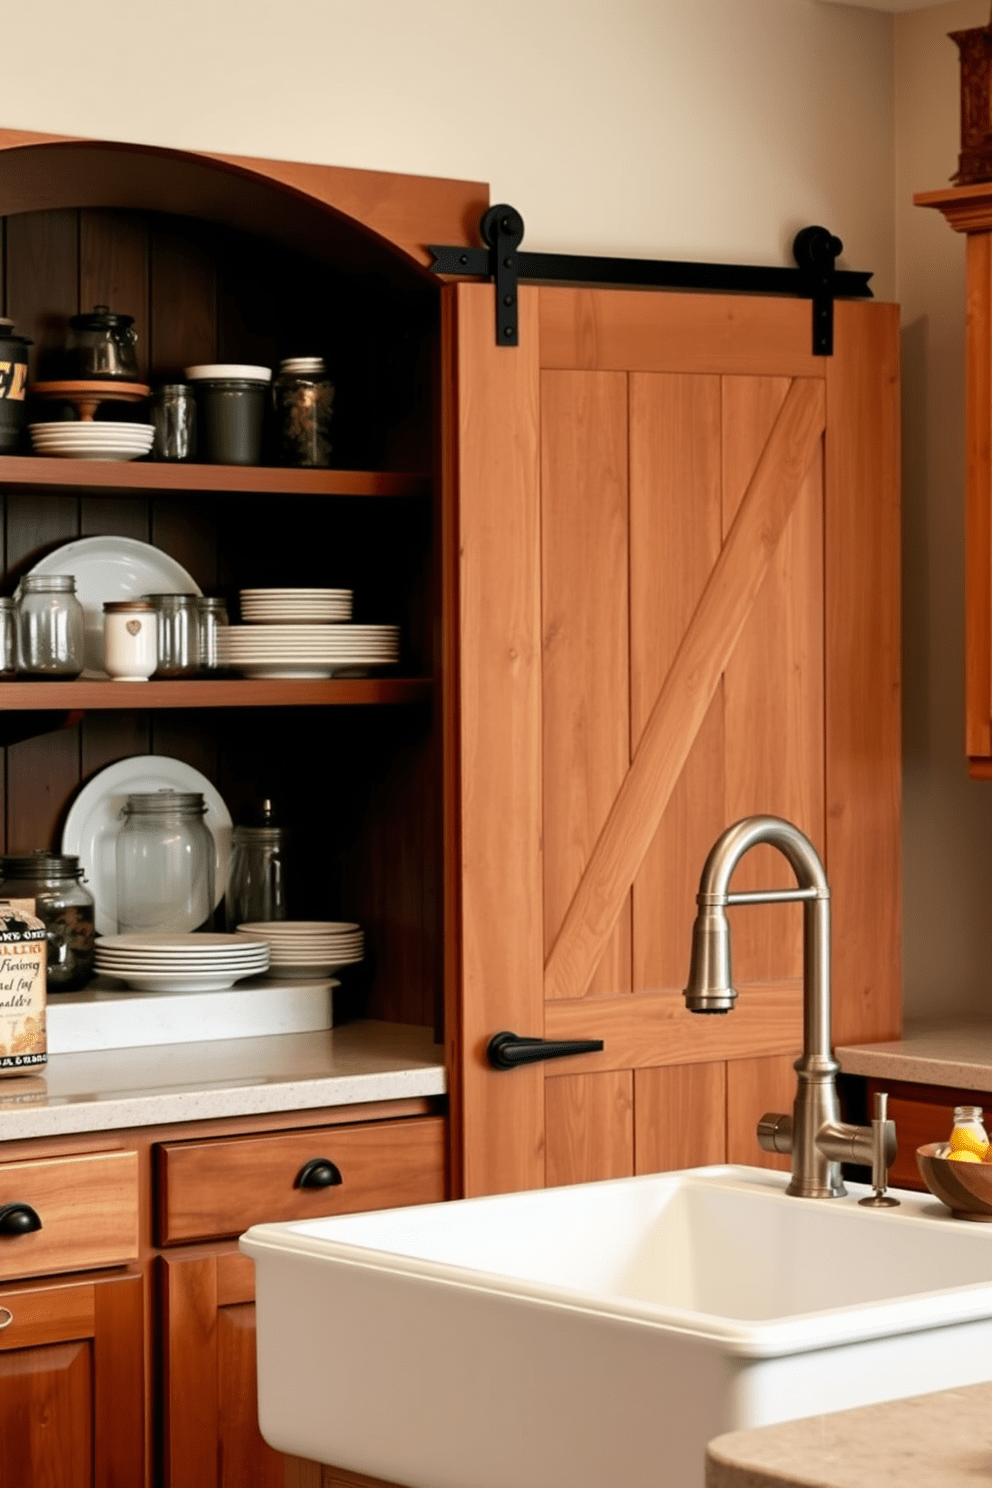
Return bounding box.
[0,1148,138,1281]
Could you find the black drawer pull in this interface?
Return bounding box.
[0,1203,42,1237]
[294,1159,343,1190]
[487,1031,605,1070]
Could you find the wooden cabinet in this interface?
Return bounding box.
[916,183,992,772]
[0,1099,445,1488]
[0,1270,145,1486]
[867,1076,992,1192]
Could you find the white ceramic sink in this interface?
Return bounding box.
[241,1165,992,1488]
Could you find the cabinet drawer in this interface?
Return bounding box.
[0,1150,139,1281]
[155,1115,446,1245]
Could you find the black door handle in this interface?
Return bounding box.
[487,1031,604,1070]
[294,1158,343,1190]
[0,1203,42,1236]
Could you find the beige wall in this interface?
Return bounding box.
[10,0,981,1023]
[895,0,991,1022]
[0,0,895,288]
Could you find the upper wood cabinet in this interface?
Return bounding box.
[917,184,992,774]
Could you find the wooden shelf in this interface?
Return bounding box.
[0,677,432,710]
[0,456,431,498]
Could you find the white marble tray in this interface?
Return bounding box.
[46,975,336,1054]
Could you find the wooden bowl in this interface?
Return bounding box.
[917,1142,992,1221]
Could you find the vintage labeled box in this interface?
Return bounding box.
[0,899,47,1074]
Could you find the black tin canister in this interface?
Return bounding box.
[0,319,32,454]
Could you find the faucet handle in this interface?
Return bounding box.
[858,1091,900,1208]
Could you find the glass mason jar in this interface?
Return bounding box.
[15,574,85,678]
[146,593,201,678]
[197,596,229,674]
[0,597,16,677]
[116,791,215,935]
[272,356,335,468]
[225,821,287,929]
[0,851,95,991]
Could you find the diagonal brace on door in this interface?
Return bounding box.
[543,376,827,1004]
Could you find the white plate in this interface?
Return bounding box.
[239,922,360,934]
[99,967,261,993]
[98,932,259,951]
[224,663,381,679]
[62,755,232,937]
[240,589,352,598]
[27,535,201,677]
[29,447,150,463]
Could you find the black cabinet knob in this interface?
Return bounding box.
[294,1158,343,1190]
[0,1203,42,1236]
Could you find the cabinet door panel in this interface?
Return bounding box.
[0,1272,145,1486]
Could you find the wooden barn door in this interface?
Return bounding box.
[443,282,900,1199]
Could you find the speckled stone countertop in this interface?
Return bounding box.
[836,1019,992,1091]
[706,1381,992,1487]
[0,1020,446,1140]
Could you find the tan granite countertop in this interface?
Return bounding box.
[706,1381,992,1487]
[836,1019,992,1091]
[0,1020,446,1139]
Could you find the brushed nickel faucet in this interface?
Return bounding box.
[683,815,896,1199]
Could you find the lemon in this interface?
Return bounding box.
[948,1149,983,1163]
[949,1127,989,1159]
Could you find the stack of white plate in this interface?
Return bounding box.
[237,921,364,978]
[240,588,353,624]
[95,932,270,992]
[29,422,154,462]
[218,624,399,680]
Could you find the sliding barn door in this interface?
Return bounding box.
[443,283,900,1199]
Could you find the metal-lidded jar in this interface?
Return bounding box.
[197,597,229,673]
[152,383,196,462]
[145,593,201,678]
[0,851,95,992]
[272,356,335,468]
[66,304,139,381]
[224,802,287,928]
[15,574,85,678]
[103,599,158,681]
[0,318,32,454]
[116,790,215,934]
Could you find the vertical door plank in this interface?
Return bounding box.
[965,232,992,757]
[0,1339,93,1484]
[722,376,824,985]
[634,1062,727,1172]
[450,283,544,1197]
[545,1069,634,1187]
[825,303,902,1047]
[92,1273,146,1486]
[160,1252,221,1488]
[541,369,631,997]
[217,1302,286,1487]
[726,1053,797,1171]
[629,373,725,993]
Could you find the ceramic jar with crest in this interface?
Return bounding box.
[103,599,158,681]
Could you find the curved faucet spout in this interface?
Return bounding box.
[683,814,864,1199]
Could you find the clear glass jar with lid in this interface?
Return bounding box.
[197,596,229,673]
[116,790,215,934]
[952,1105,988,1145]
[225,801,287,928]
[272,356,335,467]
[0,851,95,991]
[15,574,84,677]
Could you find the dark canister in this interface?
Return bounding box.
[0,318,32,454]
[0,851,96,991]
[272,357,335,467]
[186,364,270,465]
[66,305,140,381]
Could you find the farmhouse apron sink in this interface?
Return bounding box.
[241,1165,992,1488]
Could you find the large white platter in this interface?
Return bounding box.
[27,534,201,676]
[62,755,232,937]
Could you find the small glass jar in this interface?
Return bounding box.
[103,599,158,681]
[152,383,196,462]
[116,790,215,935]
[197,597,229,673]
[15,574,84,678]
[0,598,16,677]
[225,807,287,929]
[272,356,335,468]
[146,594,201,678]
[952,1105,988,1144]
[0,851,95,991]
